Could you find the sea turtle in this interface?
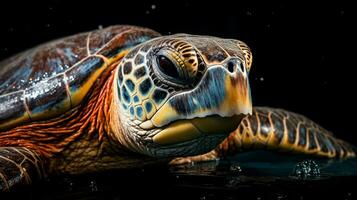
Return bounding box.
[0,25,354,191]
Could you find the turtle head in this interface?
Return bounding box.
[110,34,253,158]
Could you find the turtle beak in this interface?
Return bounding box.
[146,65,252,145]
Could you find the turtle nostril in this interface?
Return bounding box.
[227,61,235,73]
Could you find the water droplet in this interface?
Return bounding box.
[229,164,242,172]
[63,177,74,192]
[151,4,156,10]
[246,11,253,16]
[200,196,206,200]
[344,192,352,200]
[259,77,264,81]
[89,180,98,192]
[275,193,288,200]
[291,160,320,179]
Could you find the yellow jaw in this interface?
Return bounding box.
[152,115,245,145]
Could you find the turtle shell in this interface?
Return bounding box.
[0,25,160,130]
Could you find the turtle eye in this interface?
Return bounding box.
[154,49,196,87]
[156,55,180,80]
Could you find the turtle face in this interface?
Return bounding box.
[111,34,253,157]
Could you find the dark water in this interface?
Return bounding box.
[1,1,356,199]
[3,151,356,200]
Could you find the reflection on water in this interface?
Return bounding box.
[4,151,357,200]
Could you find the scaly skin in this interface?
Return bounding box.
[0,147,44,191]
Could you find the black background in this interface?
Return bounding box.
[0,1,355,144]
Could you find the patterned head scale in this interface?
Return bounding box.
[113,34,253,157]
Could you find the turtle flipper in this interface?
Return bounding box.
[0,147,45,191]
[170,107,355,165]
[217,107,355,158]
[169,149,219,165]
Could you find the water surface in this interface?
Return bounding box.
[5,150,357,200]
